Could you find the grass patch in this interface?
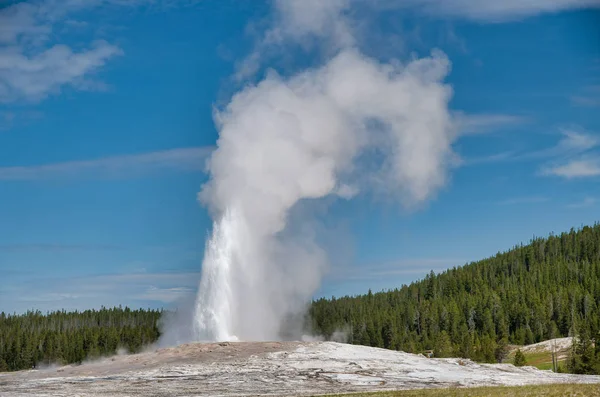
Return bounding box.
[507,350,567,371]
[320,383,600,397]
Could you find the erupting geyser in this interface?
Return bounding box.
[192,46,458,342]
[194,209,241,342]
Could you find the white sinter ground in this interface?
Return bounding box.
[516,337,573,353]
[1,341,599,396]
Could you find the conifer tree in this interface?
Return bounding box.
[308,223,600,375]
[514,349,527,367]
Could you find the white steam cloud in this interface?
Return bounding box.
[192,1,458,342]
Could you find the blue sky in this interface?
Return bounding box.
[0,0,599,314]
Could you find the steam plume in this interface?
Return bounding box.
[193,1,457,342]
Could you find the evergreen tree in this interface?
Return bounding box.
[568,326,600,374]
[434,331,453,358]
[514,349,527,367]
[494,338,509,363]
[308,223,600,375]
[0,307,162,372]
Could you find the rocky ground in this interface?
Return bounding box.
[1,341,599,396]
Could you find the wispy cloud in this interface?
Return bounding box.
[455,113,530,136]
[0,0,200,103]
[571,96,600,107]
[556,128,600,152]
[567,196,597,209]
[437,112,530,166]
[0,243,122,252]
[0,270,201,313]
[571,85,600,108]
[497,196,549,206]
[534,129,600,179]
[327,258,465,282]
[400,0,600,22]
[137,286,195,303]
[466,150,518,165]
[0,1,126,103]
[467,127,600,179]
[542,159,600,179]
[525,128,600,161]
[88,271,200,286]
[0,146,213,181]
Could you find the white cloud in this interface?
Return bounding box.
[454,113,529,136]
[542,159,600,178]
[0,2,50,44]
[466,127,600,175]
[557,128,600,152]
[0,1,123,102]
[466,150,518,165]
[0,146,213,181]
[536,129,600,179]
[394,0,600,22]
[0,0,185,103]
[0,40,123,102]
[525,127,600,161]
[236,0,599,84]
[5,0,592,101]
[268,0,600,44]
[262,0,600,53]
[522,128,598,161]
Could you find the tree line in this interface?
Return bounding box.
[308,223,600,374]
[2,224,599,374]
[0,306,161,372]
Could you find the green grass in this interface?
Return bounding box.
[320,383,600,397]
[507,350,567,371]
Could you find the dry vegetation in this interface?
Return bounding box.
[324,384,600,397]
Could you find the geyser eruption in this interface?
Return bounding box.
[193,45,458,341]
[194,209,240,342]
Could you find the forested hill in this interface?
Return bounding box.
[2,224,599,374]
[0,307,161,372]
[309,223,600,368]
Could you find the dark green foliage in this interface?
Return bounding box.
[514,349,527,366]
[567,325,600,374]
[308,223,600,373]
[0,307,161,372]
[494,338,509,363]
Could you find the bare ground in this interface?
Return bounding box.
[1,341,599,396]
